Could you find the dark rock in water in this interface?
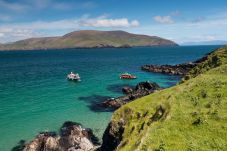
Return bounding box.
[22,121,99,151]
[122,86,133,94]
[141,54,210,76]
[141,63,196,75]
[101,81,161,110]
[135,81,160,91]
[100,120,125,151]
[102,98,125,110]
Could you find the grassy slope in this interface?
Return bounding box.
[111,46,227,151]
[0,30,177,50]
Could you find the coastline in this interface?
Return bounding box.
[0,44,179,52]
[101,46,227,150]
[4,45,210,151]
[11,46,227,151]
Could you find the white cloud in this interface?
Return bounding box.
[0,27,40,43]
[0,16,140,43]
[80,18,139,27]
[131,20,140,27]
[0,28,13,33]
[153,16,174,24]
[0,17,139,30]
[0,0,96,12]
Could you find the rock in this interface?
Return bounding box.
[101,81,161,110]
[122,86,133,94]
[101,98,125,110]
[135,81,160,91]
[23,132,58,151]
[118,44,131,48]
[140,54,211,76]
[45,136,59,151]
[141,63,195,75]
[22,121,99,151]
[100,120,125,151]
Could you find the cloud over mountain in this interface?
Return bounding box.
[153,15,174,24]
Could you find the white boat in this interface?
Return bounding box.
[67,72,81,81]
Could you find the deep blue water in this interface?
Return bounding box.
[0,45,221,150]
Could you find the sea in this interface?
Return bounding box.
[0,45,221,150]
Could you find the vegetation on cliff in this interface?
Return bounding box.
[102,46,227,151]
[0,30,177,51]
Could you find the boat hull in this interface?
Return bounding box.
[120,76,137,79]
[67,77,81,81]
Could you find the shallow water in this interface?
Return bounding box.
[0,45,220,150]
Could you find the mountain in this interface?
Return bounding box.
[0,30,177,51]
[182,40,227,46]
[101,46,227,150]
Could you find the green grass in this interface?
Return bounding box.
[110,46,227,151]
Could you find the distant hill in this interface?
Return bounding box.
[182,40,227,46]
[0,30,177,51]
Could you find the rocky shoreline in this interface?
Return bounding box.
[141,53,209,76]
[12,47,223,151]
[12,81,161,151]
[12,65,195,151]
[13,121,100,151]
[100,81,161,110]
[141,63,196,75]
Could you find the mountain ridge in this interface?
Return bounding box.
[0,30,178,51]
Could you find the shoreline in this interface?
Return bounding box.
[5,45,223,150]
[12,46,219,151]
[0,44,179,52]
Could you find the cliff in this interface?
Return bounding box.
[101,46,227,150]
[0,30,177,51]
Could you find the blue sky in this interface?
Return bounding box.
[0,0,227,44]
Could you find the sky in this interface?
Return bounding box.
[0,0,227,44]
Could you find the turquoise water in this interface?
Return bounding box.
[0,45,220,150]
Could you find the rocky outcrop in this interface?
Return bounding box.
[100,120,125,151]
[122,86,133,94]
[22,121,99,151]
[141,53,211,76]
[141,63,196,75]
[23,132,58,151]
[101,81,161,110]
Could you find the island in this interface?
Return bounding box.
[0,30,177,51]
